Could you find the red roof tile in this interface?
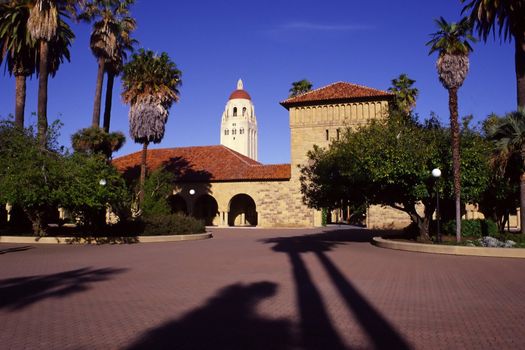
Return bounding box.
[113,145,290,182]
[280,81,393,108]
[229,89,251,100]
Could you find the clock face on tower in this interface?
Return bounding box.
[220,79,258,161]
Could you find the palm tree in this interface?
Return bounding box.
[427,17,475,242]
[388,73,419,115]
[487,110,525,234]
[462,0,525,109]
[71,126,125,159]
[26,0,78,147]
[0,0,73,130]
[0,0,37,128]
[79,0,135,128]
[102,11,136,132]
[121,49,181,210]
[289,79,313,97]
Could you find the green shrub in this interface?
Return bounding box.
[442,219,498,238]
[142,213,205,236]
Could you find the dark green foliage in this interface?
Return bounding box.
[0,120,128,235]
[141,214,205,236]
[71,126,126,158]
[289,79,313,97]
[300,111,492,240]
[442,219,498,238]
[142,168,176,217]
[59,152,128,229]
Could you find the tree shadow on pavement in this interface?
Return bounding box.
[0,246,33,255]
[0,267,127,311]
[127,281,292,350]
[263,230,411,350]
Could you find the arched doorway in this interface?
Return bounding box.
[228,194,257,226]
[193,194,219,226]
[168,194,188,215]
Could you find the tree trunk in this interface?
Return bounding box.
[139,141,149,212]
[515,29,525,109]
[14,74,26,128]
[103,72,115,132]
[520,172,525,234]
[92,57,105,128]
[37,40,49,148]
[449,87,462,242]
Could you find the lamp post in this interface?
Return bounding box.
[432,168,441,242]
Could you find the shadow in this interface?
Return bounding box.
[127,281,292,350]
[0,267,127,311]
[263,229,411,350]
[121,156,213,188]
[0,246,33,255]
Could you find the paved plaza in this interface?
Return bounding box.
[1,227,524,349]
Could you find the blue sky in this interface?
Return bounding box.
[0,0,516,164]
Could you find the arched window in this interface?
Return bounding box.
[224,129,229,136]
[232,129,237,135]
[240,128,244,134]
[233,107,237,116]
[242,107,247,116]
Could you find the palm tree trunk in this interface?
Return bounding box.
[515,29,525,109]
[449,87,462,242]
[14,74,26,128]
[92,57,105,128]
[37,40,49,148]
[520,172,525,234]
[103,72,115,132]
[139,141,149,211]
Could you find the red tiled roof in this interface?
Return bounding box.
[113,145,290,182]
[229,89,251,100]
[280,81,393,108]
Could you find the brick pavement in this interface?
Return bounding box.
[1,227,524,349]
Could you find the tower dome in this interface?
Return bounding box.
[220,79,258,160]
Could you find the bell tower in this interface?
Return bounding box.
[220,79,258,160]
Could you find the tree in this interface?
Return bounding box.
[487,110,525,234]
[289,79,313,97]
[0,0,37,128]
[78,0,135,128]
[427,16,475,242]
[462,0,525,108]
[388,73,419,115]
[0,119,128,234]
[300,113,491,240]
[102,7,136,131]
[26,0,78,147]
[71,126,125,159]
[121,49,181,211]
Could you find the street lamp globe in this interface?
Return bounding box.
[432,168,441,178]
[99,179,107,186]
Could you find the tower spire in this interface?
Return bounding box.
[237,78,243,90]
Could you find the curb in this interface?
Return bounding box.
[372,237,525,259]
[0,232,212,245]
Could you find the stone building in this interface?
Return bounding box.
[114,80,402,227]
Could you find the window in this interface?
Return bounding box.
[325,129,329,141]
[336,128,340,140]
[240,128,244,134]
[233,107,237,116]
[232,129,237,135]
[242,107,247,116]
[224,129,229,135]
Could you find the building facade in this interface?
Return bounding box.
[114,81,408,228]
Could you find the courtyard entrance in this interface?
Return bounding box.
[228,194,257,226]
[193,194,219,226]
